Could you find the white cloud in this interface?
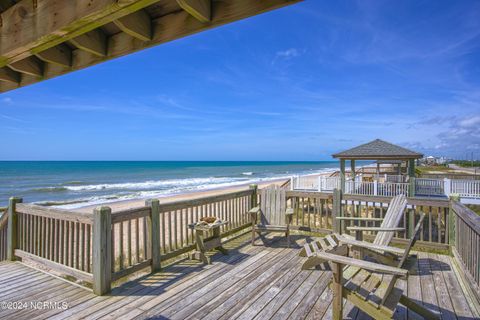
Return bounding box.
[1,97,13,105]
[276,48,301,59]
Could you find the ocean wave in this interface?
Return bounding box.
[40,167,339,210]
[62,177,247,191]
[63,181,84,185]
[242,172,253,176]
[31,186,68,193]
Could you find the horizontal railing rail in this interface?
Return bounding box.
[451,201,480,299]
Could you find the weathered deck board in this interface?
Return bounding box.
[0,234,478,320]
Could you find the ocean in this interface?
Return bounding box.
[0,161,355,209]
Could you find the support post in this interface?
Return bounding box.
[146,199,161,272]
[350,160,355,180]
[7,197,22,261]
[340,159,346,193]
[290,177,294,191]
[333,188,343,234]
[318,176,322,192]
[373,180,378,196]
[93,206,112,295]
[331,262,344,320]
[409,177,415,197]
[408,209,415,239]
[250,184,258,208]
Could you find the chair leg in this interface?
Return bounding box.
[251,227,256,246]
[286,230,290,248]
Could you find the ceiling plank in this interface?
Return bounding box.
[177,0,211,23]
[0,67,20,83]
[70,30,107,57]
[9,56,43,77]
[114,10,152,41]
[35,44,72,67]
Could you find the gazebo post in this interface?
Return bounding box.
[340,159,346,192]
[350,160,356,180]
[408,159,415,197]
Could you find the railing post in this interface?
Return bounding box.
[146,199,161,272]
[290,177,294,191]
[333,189,343,234]
[409,177,416,197]
[318,176,321,192]
[448,196,458,247]
[7,197,22,261]
[250,184,258,208]
[373,180,378,196]
[93,206,112,295]
[444,178,451,197]
[408,208,415,239]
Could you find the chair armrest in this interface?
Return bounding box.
[313,251,408,276]
[346,227,405,232]
[336,235,405,255]
[335,217,384,222]
[248,206,260,215]
[285,208,294,216]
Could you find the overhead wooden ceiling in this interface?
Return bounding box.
[0,0,301,93]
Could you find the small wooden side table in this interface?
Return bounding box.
[188,221,229,264]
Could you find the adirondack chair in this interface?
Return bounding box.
[308,213,439,320]
[249,185,294,247]
[300,194,408,268]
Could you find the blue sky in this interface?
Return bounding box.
[1,0,479,161]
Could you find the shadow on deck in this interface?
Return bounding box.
[0,233,479,320]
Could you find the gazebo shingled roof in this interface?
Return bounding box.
[332,139,423,160]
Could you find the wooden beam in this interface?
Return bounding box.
[9,56,43,77]
[177,0,211,23]
[0,0,302,93]
[114,10,152,41]
[0,0,163,66]
[0,67,20,83]
[70,30,107,57]
[35,44,72,67]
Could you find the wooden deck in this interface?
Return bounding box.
[0,234,478,320]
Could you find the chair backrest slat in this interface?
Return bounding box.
[260,185,287,226]
[373,194,407,246]
[397,213,425,268]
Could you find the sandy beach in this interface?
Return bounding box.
[72,178,291,213]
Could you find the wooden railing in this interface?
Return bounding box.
[415,178,444,196]
[451,179,480,198]
[451,201,480,299]
[14,203,94,282]
[286,190,451,248]
[3,187,479,300]
[3,187,256,295]
[110,206,152,281]
[157,189,254,260]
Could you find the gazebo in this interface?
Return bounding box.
[332,139,423,195]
